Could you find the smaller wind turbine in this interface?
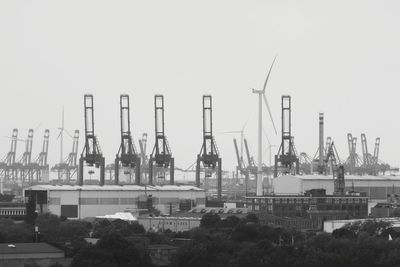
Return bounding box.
[219,118,249,162]
[57,107,73,164]
[252,56,278,196]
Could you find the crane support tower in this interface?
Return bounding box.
[195,95,222,198]
[0,129,19,181]
[78,94,105,186]
[51,130,79,182]
[32,129,50,182]
[114,95,141,185]
[149,95,174,185]
[325,141,345,195]
[274,95,299,177]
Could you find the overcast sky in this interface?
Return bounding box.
[0,0,399,178]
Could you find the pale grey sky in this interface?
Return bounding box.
[0,0,399,175]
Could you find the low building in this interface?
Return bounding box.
[247,189,369,230]
[0,243,69,267]
[138,216,201,232]
[24,184,206,219]
[273,174,400,202]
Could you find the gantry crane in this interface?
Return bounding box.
[18,129,34,184]
[114,94,141,185]
[139,133,149,183]
[274,95,299,177]
[233,138,248,183]
[325,141,345,195]
[0,129,19,181]
[31,129,50,182]
[195,95,222,198]
[78,94,105,186]
[149,95,174,185]
[51,130,79,182]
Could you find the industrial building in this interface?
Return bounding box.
[273,174,400,202]
[24,184,205,219]
[247,189,369,230]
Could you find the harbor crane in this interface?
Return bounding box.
[114,94,141,185]
[149,95,174,185]
[78,94,105,186]
[139,133,149,183]
[0,129,19,181]
[325,141,345,195]
[195,95,222,199]
[274,95,300,177]
[31,129,50,182]
[51,130,79,182]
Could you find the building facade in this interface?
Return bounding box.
[25,185,206,219]
[247,189,369,230]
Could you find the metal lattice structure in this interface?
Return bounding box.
[114,94,141,185]
[149,95,174,185]
[195,95,222,198]
[78,94,105,186]
[274,95,299,177]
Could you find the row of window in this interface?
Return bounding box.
[252,197,368,205]
[0,209,26,216]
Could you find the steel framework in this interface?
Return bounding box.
[274,95,299,177]
[78,94,105,186]
[195,95,222,198]
[114,94,141,185]
[149,95,174,185]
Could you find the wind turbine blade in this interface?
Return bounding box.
[262,127,271,146]
[263,94,277,135]
[262,55,277,94]
[64,129,74,139]
[218,131,241,134]
[241,116,250,131]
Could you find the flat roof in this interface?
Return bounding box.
[26,184,204,192]
[0,243,63,255]
[277,174,400,181]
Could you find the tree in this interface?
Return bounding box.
[25,195,37,225]
[71,233,151,267]
[200,214,221,228]
[245,213,259,224]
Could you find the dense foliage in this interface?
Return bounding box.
[171,214,400,267]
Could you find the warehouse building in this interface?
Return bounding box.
[273,174,400,202]
[24,184,205,219]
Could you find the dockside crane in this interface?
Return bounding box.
[244,138,257,177]
[149,95,174,185]
[18,129,34,184]
[274,95,300,177]
[233,138,248,183]
[32,129,50,182]
[325,141,345,195]
[51,130,79,182]
[114,94,141,185]
[195,95,222,198]
[0,129,19,181]
[78,94,105,186]
[139,133,149,183]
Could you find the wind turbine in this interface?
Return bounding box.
[219,118,249,162]
[252,56,278,196]
[57,107,73,164]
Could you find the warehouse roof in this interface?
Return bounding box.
[278,174,400,181]
[26,184,204,192]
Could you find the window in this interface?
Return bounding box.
[61,205,78,218]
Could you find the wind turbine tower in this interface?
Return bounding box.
[252,57,278,196]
